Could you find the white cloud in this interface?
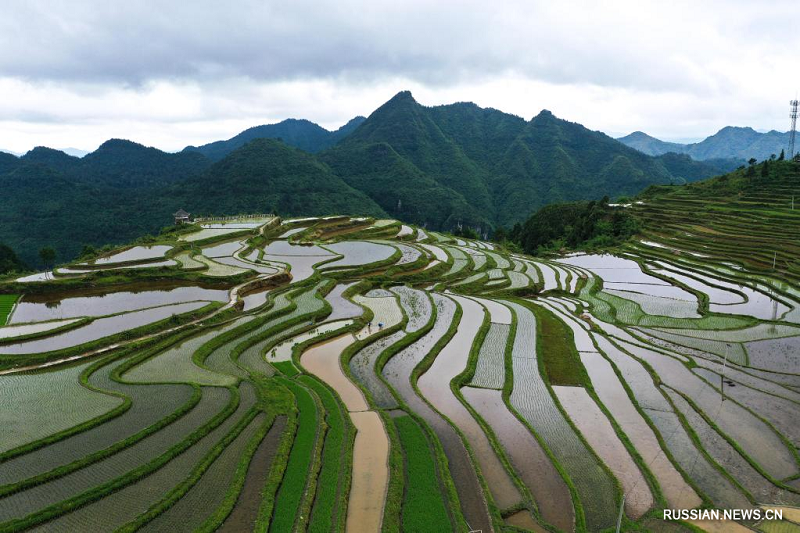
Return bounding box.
[0,0,797,153]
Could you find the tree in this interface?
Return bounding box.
[761,160,769,178]
[39,247,56,270]
[770,153,777,161]
[778,149,785,161]
[79,244,97,259]
[748,158,757,166]
[0,243,26,275]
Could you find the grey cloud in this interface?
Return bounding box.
[0,0,773,94]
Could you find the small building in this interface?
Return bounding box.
[173,209,191,225]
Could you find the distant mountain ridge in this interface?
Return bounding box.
[183,116,367,160]
[1,91,731,266]
[618,127,791,162]
[322,91,732,229]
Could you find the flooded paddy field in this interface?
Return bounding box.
[665,389,800,506]
[553,385,653,518]
[462,386,574,531]
[91,245,173,265]
[9,285,228,323]
[4,214,800,532]
[0,301,209,355]
[418,295,522,510]
[581,345,702,509]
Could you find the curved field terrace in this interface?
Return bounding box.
[2,211,799,533]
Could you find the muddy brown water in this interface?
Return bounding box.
[418,295,522,510]
[346,411,389,533]
[553,385,653,519]
[300,334,390,532]
[461,387,574,531]
[218,416,288,533]
[505,510,546,532]
[582,343,701,510]
[381,294,492,532]
[300,334,367,412]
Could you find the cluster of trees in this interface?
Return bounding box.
[0,243,27,275]
[2,92,731,267]
[499,197,640,255]
[742,150,800,178]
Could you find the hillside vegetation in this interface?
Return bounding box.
[629,158,800,282]
[618,126,791,162]
[183,117,366,160]
[3,212,800,532]
[0,91,729,266]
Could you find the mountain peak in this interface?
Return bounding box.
[391,90,415,100]
[717,125,757,134]
[623,131,653,139]
[95,138,148,152]
[383,90,417,108]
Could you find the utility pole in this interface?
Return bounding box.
[790,99,798,159]
[773,251,777,270]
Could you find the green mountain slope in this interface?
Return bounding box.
[0,151,19,175]
[183,116,366,160]
[630,159,800,281]
[323,91,724,231]
[0,163,161,266]
[619,126,790,162]
[616,131,685,156]
[77,139,212,188]
[0,91,732,265]
[172,138,387,218]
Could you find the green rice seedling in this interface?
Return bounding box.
[0,384,249,530]
[297,375,351,533]
[269,379,320,533]
[0,362,122,455]
[394,415,452,532]
[135,413,267,532]
[0,294,19,325]
[273,361,300,377]
[469,323,509,389]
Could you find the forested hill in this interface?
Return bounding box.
[169,139,387,217]
[508,158,800,275]
[1,91,731,267]
[183,116,366,160]
[322,91,731,229]
[618,126,791,163]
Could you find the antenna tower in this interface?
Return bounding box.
[790,99,799,159]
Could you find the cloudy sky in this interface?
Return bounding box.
[1,0,798,154]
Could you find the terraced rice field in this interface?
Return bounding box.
[0,361,122,454]
[393,414,453,531]
[92,245,173,265]
[4,202,800,532]
[0,301,210,355]
[0,294,19,325]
